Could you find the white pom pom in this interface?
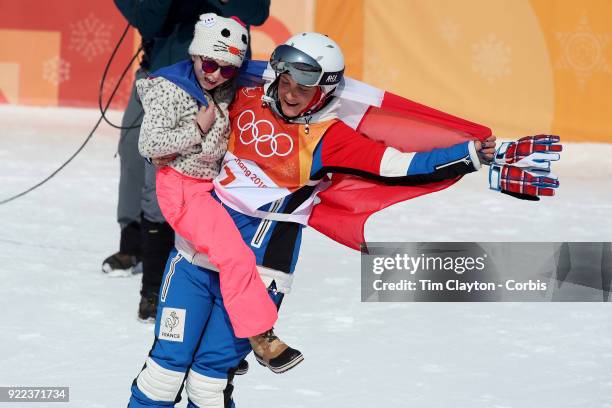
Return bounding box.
[199,13,216,28]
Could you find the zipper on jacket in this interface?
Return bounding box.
[251,198,284,248]
[435,155,472,170]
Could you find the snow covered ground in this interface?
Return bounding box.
[1,106,612,408]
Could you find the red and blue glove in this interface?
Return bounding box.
[493,135,562,172]
[489,135,562,201]
[489,164,559,201]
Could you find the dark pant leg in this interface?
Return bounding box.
[141,157,174,295]
[117,69,146,229]
[141,218,175,295]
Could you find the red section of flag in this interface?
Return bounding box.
[308,91,492,251]
[359,92,491,151]
[0,89,7,104]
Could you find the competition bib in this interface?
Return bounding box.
[214,87,335,215]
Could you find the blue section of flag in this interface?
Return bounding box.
[310,140,324,177]
[151,60,208,107]
[238,60,269,87]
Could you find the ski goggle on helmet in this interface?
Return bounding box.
[270,32,345,88]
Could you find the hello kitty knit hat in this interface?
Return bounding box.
[188,13,249,67]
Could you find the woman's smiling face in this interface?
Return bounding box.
[276,73,318,118]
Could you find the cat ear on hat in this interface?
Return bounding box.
[230,16,246,27]
[228,16,249,45]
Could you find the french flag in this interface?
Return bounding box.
[240,61,491,251]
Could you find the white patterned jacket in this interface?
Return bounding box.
[136,76,232,179]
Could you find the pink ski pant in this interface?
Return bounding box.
[155,166,277,338]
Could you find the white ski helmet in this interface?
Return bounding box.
[270,32,345,95]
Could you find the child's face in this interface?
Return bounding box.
[192,56,235,91]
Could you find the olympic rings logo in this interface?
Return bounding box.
[236,110,294,158]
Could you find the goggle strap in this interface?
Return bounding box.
[320,69,344,85]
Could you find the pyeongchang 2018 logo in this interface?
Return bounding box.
[241,87,258,98]
[237,110,294,158]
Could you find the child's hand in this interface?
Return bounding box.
[196,105,216,135]
[152,154,178,168]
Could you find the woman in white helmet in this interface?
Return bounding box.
[263,32,346,120]
[132,31,498,408]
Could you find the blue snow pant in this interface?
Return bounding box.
[128,249,284,408]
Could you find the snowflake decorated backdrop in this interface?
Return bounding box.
[0,0,611,142]
[0,1,311,110]
[0,3,137,109]
[316,0,612,143]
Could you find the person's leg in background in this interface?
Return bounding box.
[139,160,174,322]
[102,69,146,277]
